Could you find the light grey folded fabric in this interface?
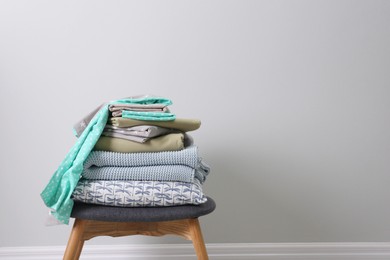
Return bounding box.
[183,133,194,147]
[109,103,170,117]
[73,103,106,137]
[101,125,175,143]
[109,103,169,112]
[101,132,149,143]
[104,125,174,138]
[110,117,201,132]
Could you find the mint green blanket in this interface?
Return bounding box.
[40,96,173,224]
[122,110,176,121]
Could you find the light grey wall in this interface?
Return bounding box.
[1,0,390,247]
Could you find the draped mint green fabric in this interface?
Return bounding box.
[40,96,173,224]
[40,105,109,224]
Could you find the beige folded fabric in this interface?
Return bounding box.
[109,117,201,132]
[94,133,185,153]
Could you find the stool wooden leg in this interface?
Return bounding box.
[73,239,84,260]
[188,218,209,260]
[63,219,86,260]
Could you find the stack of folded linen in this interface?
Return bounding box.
[71,96,210,207]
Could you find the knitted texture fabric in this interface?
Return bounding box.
[82,164,201,183]
[85,146,199,168]
[82,146,210,183]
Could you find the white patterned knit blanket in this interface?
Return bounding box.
[72,179,207,207]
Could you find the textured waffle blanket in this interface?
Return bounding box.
[72,179,207,207]
[82,146,210,183]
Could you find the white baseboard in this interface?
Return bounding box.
[1,243,390,260]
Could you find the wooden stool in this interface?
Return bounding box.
[63,197,216,260]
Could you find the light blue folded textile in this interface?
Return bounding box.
[82,146,210,183]
[41,96,174,224]
[82,165,201,183]
[85,146,198,168]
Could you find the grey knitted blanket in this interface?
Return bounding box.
[82,146,210,183]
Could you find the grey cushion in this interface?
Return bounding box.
[71,197,216,222]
